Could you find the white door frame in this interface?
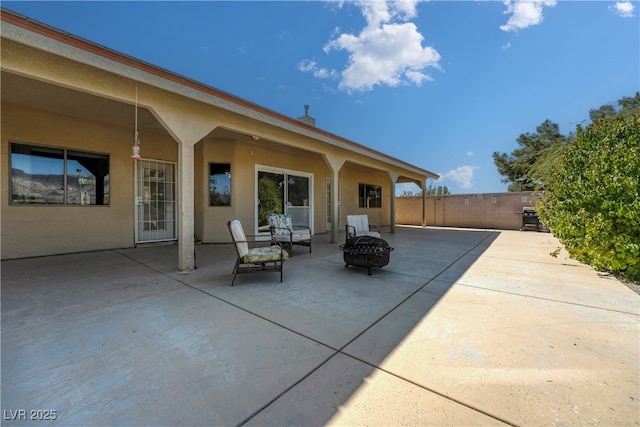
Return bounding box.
[255,164,314,235]
[134,158,178,244]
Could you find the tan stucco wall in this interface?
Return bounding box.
[1,101,405,259]
[196,137,330,242]
[396,192,543,230]
[339,166,391,228]
[1,104,177,259]
[1,24,433,259]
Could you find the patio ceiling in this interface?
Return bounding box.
[2,71,168,136]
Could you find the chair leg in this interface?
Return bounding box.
[231,260,240,286]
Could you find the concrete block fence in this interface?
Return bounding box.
[396,191,543,230]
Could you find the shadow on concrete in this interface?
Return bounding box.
[1,227,501,426]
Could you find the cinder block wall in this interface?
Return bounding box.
[396,191,542,230]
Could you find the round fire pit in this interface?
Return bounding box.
[339,236,394,275]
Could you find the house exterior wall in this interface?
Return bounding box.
[196,137,330,242]
[1,10,437,261]
[339,166,391,227]
[1,99,406,259]
[396,192,543,230]
[1,104,177,259]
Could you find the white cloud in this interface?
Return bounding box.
[321,0,441,92]
[297,59,317,73]
[395,182,422,196]
[611,1,635,17]
[298,59,337,80]
[500,0,557,32]
[314,68,338,79]
[439,165,479,189]
[467,151,475,157]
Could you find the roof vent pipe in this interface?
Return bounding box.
[298,104,316,127]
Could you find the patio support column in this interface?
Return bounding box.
[389,172,399,233]
[421,180,427,228]
[150,105,218,272]
[177,141,196,271]
[322,153,345,244]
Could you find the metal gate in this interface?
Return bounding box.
[135,159,177,243]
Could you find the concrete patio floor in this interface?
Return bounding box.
[2,226,639,426]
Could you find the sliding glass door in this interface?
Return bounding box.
[256,167,312,233]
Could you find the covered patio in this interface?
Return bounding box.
[2,227,639,426]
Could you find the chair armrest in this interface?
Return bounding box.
[240,234,282,247]
[291,224,311,233]
[346,224,357,240]
[240,236,287,250]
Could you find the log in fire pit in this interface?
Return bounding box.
[339,236,394,275]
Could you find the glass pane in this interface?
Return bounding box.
[67,150,110,205]
[209,163,231,206]
[359,183,381,208]
[287,175,309,207]
[368,185,382,208]
[257,171,284,229]
[286,174,310,227]
[10,144,64,205]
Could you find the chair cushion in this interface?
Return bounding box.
[243,245,289,264]
[229,219,248,257]
[346,215,369,235]
[360,230,380,239]
[267,213,293,236]
[291,230,311,242]
[272,228,311,243]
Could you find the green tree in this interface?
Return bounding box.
[537,109,640,282]
[425,184,450,195]
[493,120,568,191]
[257,175,283,225]
[589,92,640,122]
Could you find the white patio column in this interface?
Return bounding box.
[421,180,427,228]
[389,172,399,234]
[323,153,345,244]
[178,141,196,271]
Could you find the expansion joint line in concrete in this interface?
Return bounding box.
[315,231,519,427]
[114,249,339,350]
[239,231,518,427]
[118,232,519,427]
[456,283,640,317]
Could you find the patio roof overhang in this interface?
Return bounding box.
[1,8,439,184]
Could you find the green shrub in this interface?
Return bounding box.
[537,111,640,282]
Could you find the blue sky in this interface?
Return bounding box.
[5,1,639,194]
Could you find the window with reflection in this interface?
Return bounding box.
[10,143,110,206]
[359,183,382,208]
[209,163,231,206]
